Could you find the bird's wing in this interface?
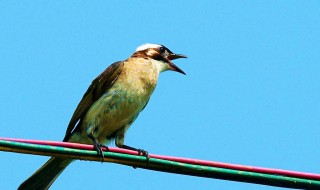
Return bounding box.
[63,61,124,141]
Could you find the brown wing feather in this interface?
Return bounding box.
[63,61,124,141]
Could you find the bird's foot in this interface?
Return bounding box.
[120,145,150,169]
[137,149,149,159]
[88,134,106,161]
[121,145,150,161]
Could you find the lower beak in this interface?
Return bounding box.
[167,54,187,60]
[169,62,186,75]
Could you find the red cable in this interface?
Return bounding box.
[1,137,319,180]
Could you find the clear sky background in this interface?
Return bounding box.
[1,1,319,190]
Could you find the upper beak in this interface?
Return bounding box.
[166,53,187,75]
[167,53,187,60]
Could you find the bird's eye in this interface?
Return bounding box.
[159,46,165,53]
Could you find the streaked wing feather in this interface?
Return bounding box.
[63,61,124,141]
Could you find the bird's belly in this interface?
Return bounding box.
[81,90,148,144]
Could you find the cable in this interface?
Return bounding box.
[1,138,319,189]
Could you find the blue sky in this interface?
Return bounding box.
[1,1,319,189]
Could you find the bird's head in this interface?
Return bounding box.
[134,43,187,75]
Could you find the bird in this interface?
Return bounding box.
[18,43,187,190]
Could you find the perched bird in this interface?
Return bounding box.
[18,43,186,190]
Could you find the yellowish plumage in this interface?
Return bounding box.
[69,57,161,146]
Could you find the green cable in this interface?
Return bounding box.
[1,140,319,189]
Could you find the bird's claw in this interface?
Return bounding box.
[93,142,104,160]
[137,149,149,161]
[137,149,148,156]
[120,145,150,163]
[88,134,108,162]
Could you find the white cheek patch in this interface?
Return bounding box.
[136,43,161,51]
[145,49,158,57]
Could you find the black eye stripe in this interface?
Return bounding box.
[152,54,167,62]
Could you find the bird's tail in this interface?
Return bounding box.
[18,157,73,190]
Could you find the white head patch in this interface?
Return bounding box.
[136,43,161,52]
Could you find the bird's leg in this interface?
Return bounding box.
[115,127,149,161]
[88,133,105,160]
[120,145,149,160]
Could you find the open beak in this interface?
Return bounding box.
[166,53,187,75]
